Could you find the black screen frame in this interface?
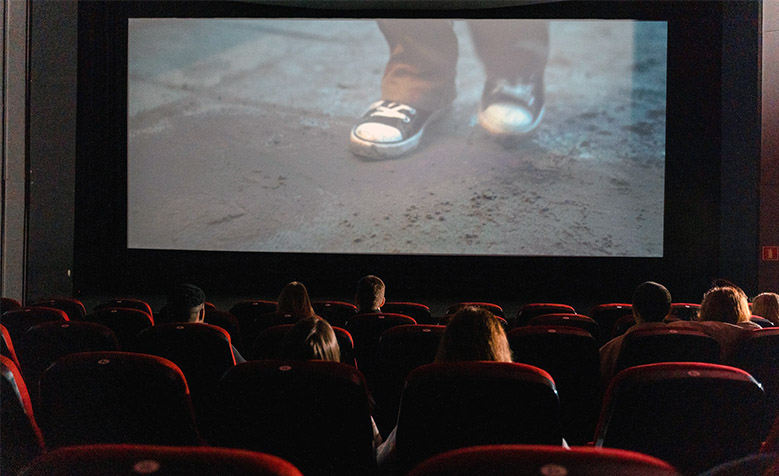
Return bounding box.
[75,0,726,303]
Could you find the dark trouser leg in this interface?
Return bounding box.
[378,19,459,112]
[467,20,550,83]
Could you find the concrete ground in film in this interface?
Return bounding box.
[128,19,666,257]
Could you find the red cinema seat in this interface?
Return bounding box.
[345,312,416,378]
[515,303,576,328]
[1,323,21,369]
[1,296,23,313]
[406,445,682,476]
[94,298,153,316]
[312,300,358,328]
[1,354,45,476]
[732,328,779,425]
[446,301,504,318]
[595,362,768,475]
[22,444,304,476]
[383,301,433,324]
[84,307,153,349]
[209,360,376,476]
[30,297,86,321]
[38,351,202,448]
[527,313,599,337]
[614,327,720,373]
[0,306,69,342]
[589,303,632,345]
[395,362,562,472]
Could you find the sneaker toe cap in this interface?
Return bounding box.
[353,122,403,143]
[480,102,541,135]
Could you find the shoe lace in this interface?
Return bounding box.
[369,102,416,123]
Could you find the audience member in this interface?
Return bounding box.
[434,306,512,363]
[355,275,386,313]
[670,285,755,362]
[752,292,779,326]
[277,316,382,448]
[278,316,341,362]
[599,281,671,387]
[160,283,245,363]
[276,281,317,319]
[377,306,511,466]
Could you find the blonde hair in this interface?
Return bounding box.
[276,281,315,318]
[699,286,751,324]
[279,316,341,362]
[435,307,512,363]
[752,292,779,326]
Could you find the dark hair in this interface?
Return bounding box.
[276,281,315,318]
[162,283,206,323]
[279,316,341,362]
[435,307,512,363]
[355,275,385,311]
[700,286,750,324]
[632,281,671,323]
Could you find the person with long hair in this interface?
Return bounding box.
[434,306,512,363]
[752,292,779,326]
[276,281,316,319]
[278,316,341,362]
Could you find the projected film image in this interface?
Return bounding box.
[128,19,666,257]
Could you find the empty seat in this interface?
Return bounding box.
[732,328,779,424]
[17,321,119,408]
[21,444,304,476]
[345,312,416,377]
[527,313,599,337]
[406,445,682,476]
[383,301,433,324]
[312,300,358,328]
[94,298,154,316]
[1,296,23,313]
[131,323,237,416]
[1,355,45,476]
[372,324,446,436]
[395,362,562,472]
[229,299,279,344]
[38,351,202,448]
[204,307,244,352]
[669,302,700,321]
[615,327,720,373]
[84,307,153,349]
[30,297,86,321]
[515,303,576,328]
[589,303,632,345]
[446,302,504,318]
[250,324,356,367]
[209,360,376,476]
[508,325,600,445]
[0,306,69,342]
[595,362,768,475]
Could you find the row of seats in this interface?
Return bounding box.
[3,348,778,476]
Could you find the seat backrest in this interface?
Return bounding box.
[446,302,505,318]
[588,303,632,345]
[229,300,278,344]
[84,308,153,349]
[345,312,416,374]
[132,323,236,405]
[1,354,45,476]
[595,362,769,475]
[732,328,779,424]
[1,296,23,313]
[1,323,20,369]
[372,324,446,435]
[94,298,153,316]
[669,303,700,321]
[0,307,69,342]
[17,321,120,408]
[31,297,86,321]
[250,324,356,367]
[204,308,244,351]
[21,444,304,476]
[405,444,682,476]
[515,303,575,328]
[396,362,561,472]
[311,301,358,328]
[38,351,202,448]
[527,313,599,337]
[508,325,600,445]
[210,360,376,476]
[615,327,720,372]
[383,302,433,324]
